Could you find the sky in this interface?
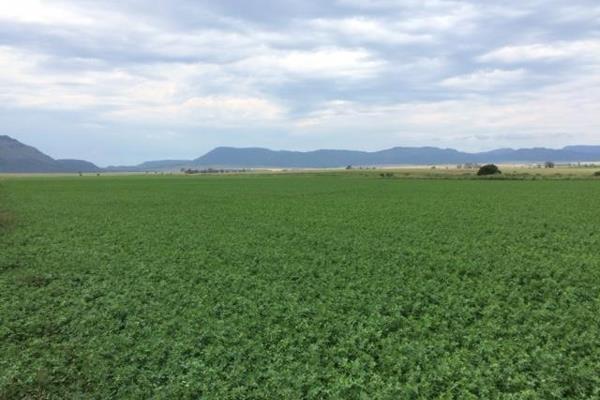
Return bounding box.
[1,0,599,166]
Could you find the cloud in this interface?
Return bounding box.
[336,0,465,11]
[307,17,433,44]
[294,64,600,144]
[0,0,95,25]
[234,47,385,81]
[1,0,599,164]
[440,69,527,91]
[551,4,600,23]
[478,40,600,63]
[0,44,285,126]
[108,96,285,125]
[0,46,102,109]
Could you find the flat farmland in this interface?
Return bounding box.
[1,174,600,399]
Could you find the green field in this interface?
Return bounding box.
[1,174,600,399]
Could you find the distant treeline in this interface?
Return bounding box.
[181,168,250,175]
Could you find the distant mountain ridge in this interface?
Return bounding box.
[0,135,100,173]
[185,145,600,169]
[110,145,600,171]
[2,135,600,172]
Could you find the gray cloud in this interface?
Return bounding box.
[0,0,599,165]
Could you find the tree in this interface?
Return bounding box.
[545,161,555,168]
[477,164,501,176]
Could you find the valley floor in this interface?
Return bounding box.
[1,174,600,398]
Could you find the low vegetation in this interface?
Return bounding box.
[0,188,13,230]
[0,211,11,231]
[181,168,249,175]
[1,175,600,398]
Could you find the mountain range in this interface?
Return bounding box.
[109,145,600,171]
[2,135,600,173]
[0,135,100,173]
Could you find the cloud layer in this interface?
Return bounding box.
[1,0,599,164]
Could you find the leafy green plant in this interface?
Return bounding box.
[1,175,600,398]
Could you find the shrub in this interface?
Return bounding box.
[594,171,600,177]
[477,164,501,176]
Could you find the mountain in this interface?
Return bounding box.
[563,145,600,155]
[137,160,191,170]
[4,134,600,172]
[475,147,596,163]
[191,146,472,167]
[0,135,100,173]
[193,147,369,168]
[189,145,600,168]
[55,159,102,172]
[105,160,192,172]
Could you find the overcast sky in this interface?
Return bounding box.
[1,0,599,165]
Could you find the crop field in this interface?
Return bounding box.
[1,174,600,399]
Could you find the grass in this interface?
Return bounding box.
[2,164,600,181]
[1,174,600,399]
[0,187,13,230]
[0,211,12,230]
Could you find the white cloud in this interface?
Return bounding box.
[479,40,600,63]
[0,45,285,125]
[308,17,433,44]
[552,5,600,23]
[108,96,285,125]
[234,47,385,80]
[325,1,480,37]
[2,0,600,163]
[0,46,101,108]
[440,69,527,90]
[336,0,464,11]
[294,65,600,143]
[0,0,94,25]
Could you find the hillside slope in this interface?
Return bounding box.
[0,135,100,172]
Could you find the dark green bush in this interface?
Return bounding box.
[594,171,600,177]
[477,164,501,176]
